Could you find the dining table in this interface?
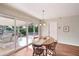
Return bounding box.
[32,36,56,56]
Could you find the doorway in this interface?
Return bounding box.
[49,21,57,40]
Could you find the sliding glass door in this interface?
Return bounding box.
[0,15,39,55]
[15,20,27,49]
[28,23,38,44]
[0,16,15,55]
[0,16,28,55]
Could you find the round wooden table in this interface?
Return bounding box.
[32,38,56,56]
[42,39,55,56]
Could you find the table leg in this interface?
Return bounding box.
[46,48,47,56]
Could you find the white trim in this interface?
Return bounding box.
[26,25,28,51]
[58,41,79,46]
[14,19,17,49]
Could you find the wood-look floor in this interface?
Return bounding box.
[56,43,79,56]
[11,43,79,56]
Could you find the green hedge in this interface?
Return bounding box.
[5,25,38,36]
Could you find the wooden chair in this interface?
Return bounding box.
[32,44,44,56]
[47,41,57,56]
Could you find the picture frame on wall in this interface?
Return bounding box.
[63,26,69,32]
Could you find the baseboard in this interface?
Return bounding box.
[58,41,79,47]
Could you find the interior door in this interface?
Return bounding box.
[49,21,57,40]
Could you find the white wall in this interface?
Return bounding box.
[41,22,49,36]
[57,16,79,46]
[41,21,57,40]
[42,16,79,46]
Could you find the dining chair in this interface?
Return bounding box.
[32,44,44,56]
[47,41,57,56]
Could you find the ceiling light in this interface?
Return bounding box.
[39,23,42,26]
[39,10,46,26]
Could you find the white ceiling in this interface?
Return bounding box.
[6,3,79,19]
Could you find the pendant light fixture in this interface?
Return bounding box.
[39,10,46,26]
